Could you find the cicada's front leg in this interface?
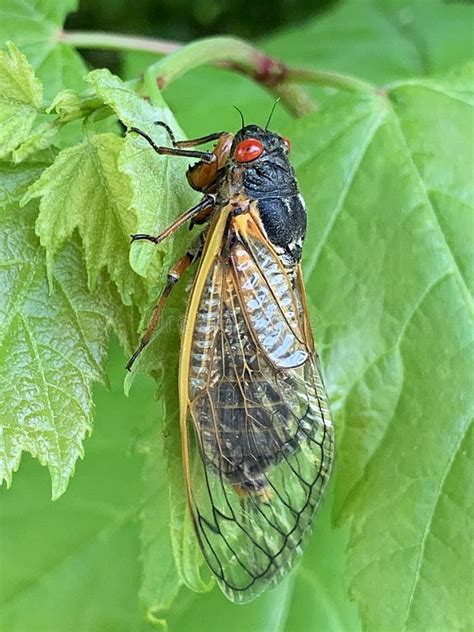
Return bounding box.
[128,121,234,193]
[129,122,226,164]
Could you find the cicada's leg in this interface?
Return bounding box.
[126,246,200,371]
[130,126,217,164]
[154,121,226,148]
[131,194,215,245]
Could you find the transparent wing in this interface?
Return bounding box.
[181,211,334,603]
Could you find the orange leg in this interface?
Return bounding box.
[126,249,199,371]
[131,194,215,245]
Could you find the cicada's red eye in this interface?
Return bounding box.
[234,138,264,163]
[282,136,291,152]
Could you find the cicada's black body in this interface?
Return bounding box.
[127,119,334,604]
[197,124,307,265]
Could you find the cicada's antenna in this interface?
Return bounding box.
[264,98,281,130]
[233,105,245,129]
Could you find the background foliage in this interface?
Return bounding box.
[0,0,473,630]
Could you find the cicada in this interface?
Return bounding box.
[126,114,334,603]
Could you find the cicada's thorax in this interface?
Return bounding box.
[221,126,308,270]
[187,124,308,272]
[242,163,307,269]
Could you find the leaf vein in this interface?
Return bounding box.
[19,314,62,463]
[401,418,473,629]
[306,109,386,276]
[388,105,473,306]
[52,275,104,378]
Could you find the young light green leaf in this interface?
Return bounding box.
[22,132,149,307]
[0,42,43,159]
[288,63,473,631]
[86,69,199,282]
[29,69,211,594]
[85,69,203,406]
[12,120,58,163]
[48,89,83,121]
[0,190,136,498]
[48,88,103,123]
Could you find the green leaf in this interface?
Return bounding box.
[164,493,360,632]
[287,63,473,631]
[0,0,86,99]
[23,132,150,307]
[0,341,158,631]
[86,69,199,282]
[55,69,211,594]
[123,3,473,624]
[165,410,213,595]
[48,88,100,123]
[48,88,84,121]
[0,42,43,159]
[265,0,474,83]
[0,154,52,207]
[12,120,59,163]
[167,574,298,632]
[139,283,213,599]
[0,161,136,498]
[2,0,471,628]
[139,423,183,627]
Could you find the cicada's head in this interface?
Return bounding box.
[231,124,291,164]
[229,125,297,199]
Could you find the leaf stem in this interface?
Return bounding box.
[143,67,167,108]
[60,31,315,116]
[141,36,318,117]
[286,67,375,94]
[59,31,376,117]
[57,30,181,55]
